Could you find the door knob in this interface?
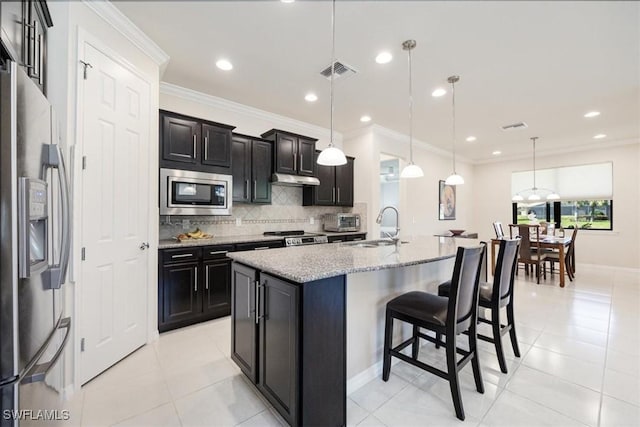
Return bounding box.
[140,242,150,250]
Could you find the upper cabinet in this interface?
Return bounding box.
[1,0,53,94]
[303,152,354,207]
[231,134,273,204]
[160,110,235,174]
[260,129,317,177]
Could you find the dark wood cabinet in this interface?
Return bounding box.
[260,129,317,177]
[231,135,272,204]
[161,261,201,326]
[230,263,346,426]
[1,0,52,94]
[303,152,355,207]
[258,273,299,426]
[202,258,231,317]
[159,245,232,332]
[231,263,258,382]
[160,110,235,174]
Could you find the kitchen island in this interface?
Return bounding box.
[228,237,479,426]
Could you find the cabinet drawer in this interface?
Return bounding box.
[235,240,284,252]
[202,244,234,260]
[162,247,201,264]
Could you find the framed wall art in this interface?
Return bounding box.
[439,180,456,220]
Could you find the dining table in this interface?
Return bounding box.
[490,235,573,287]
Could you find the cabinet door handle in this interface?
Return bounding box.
[209,250,228,256]
[37,33,43,86]
[192,134,197,158]
[253,180,257,198]
[171,253,193,259]
[337,188,341,203]
[245,180,249,198]
[204,135,209,160]
[194,267,198,292]
[247,278,251,319]
[293,152,297,171]
[256,281,266,324]
[299,153,303,171]
[205,266,209,290]
[332,187,336,203]
[254,246,270,251]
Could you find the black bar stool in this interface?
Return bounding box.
[382,245,486,421]
[437,239,521,373]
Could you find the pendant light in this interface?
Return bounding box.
[512,137,560,201]
[444,75,464,185]
[400,40,424,179]
[317,0,347,166]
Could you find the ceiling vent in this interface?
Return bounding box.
[501,122,528,131]
[320,61,357,80]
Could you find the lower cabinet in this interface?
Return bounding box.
[327,233,367,243]
[159,245,232,332]
[231,263,346,426]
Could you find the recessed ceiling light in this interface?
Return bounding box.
[360,115,372,122]
[281,0,295,3]
[593,134,607,139]
[304,93,318,102]
[432,88,446,97]
[492,150,502,156]
[466,136,477,142]
[375,52,392,64]
[216,59,233,71]
[584,111,600,118]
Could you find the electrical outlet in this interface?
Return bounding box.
[236,218,242,226]
[182,219,190,230]
[310,217,315,225]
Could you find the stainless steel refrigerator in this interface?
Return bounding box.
[0,60,71,426]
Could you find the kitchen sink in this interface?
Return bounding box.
[343,239,409,248]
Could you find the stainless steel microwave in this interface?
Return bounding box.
[160,168,232,215]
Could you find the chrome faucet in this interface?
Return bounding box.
[376,206,400,245]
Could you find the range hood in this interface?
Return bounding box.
[271,173,320,186]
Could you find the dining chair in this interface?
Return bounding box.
[547,227,578,281]
[382,245,486,421]
[437,239,521,373]
[509,224,547,284]
[493,221,505,239]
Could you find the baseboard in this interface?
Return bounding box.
[148,329,160,344]
[347,358,402,396]
[576,263,640,273]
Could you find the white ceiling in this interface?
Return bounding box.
[113,1,640,162]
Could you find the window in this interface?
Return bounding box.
[512,200,613,230]
[511,162,613,231]
[555,200,613,230]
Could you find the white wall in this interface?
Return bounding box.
[344,126,474,240]
[47,1,161,394]
[472,142,640,269]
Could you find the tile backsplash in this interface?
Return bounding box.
[160,185,367,239]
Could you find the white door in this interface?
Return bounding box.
[79,41,151,384]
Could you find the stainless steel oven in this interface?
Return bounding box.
[160,168,232,215]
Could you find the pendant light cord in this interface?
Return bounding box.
[531,136,537,190]
[329,0,335,148]
[408,45,413,163]
[451,79,456,173]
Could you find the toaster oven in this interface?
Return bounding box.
[323,213,361,232]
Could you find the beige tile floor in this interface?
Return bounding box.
[67,264,640,426]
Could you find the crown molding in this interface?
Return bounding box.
[160,82,342,144]
[474,137,640,165]
[81,0,170,72]
[343,124,471,163]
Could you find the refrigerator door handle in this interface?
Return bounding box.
[42,144,71,289]
[21,317,71,384]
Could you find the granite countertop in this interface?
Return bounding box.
[228,237,480,283]
[158,231,367,249]
[158,234,286,249]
